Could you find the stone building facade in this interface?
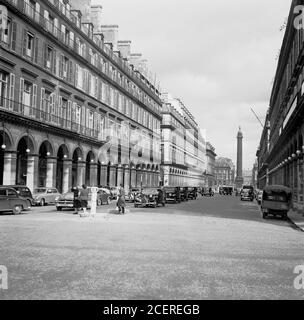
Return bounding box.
[160,93,206,187]
[0,0,162,193]
[257,0,304,211]
[214,157,235,189]
[206,142,216,188]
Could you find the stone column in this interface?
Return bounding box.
[109,165,117,187]
[46,157,57,188]
[136,169,142,188]
[116,165,124,187]
[26,154,39,192]
[99,164,107,187]
[3,151,17,185]
[130,168,136,188]
[62,159,72,193]
[90,162,98,186]
[77,161,86,187]
[124,166,130,192]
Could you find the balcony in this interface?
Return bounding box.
[0,97,101,141]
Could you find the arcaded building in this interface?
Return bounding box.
[160,93,206,187]
[0,0,162,193]
[257,0,304,211]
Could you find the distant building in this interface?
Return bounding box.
[215,157,235,188]
[243,169,252,186]
[206,142,216,188]
[160,93,207,187]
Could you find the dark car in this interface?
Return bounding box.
[125,188,140,202]
[3,185,33,206]
[0,187,31,214]
[180,187,189,201]
[188,187,198,200]
[134,188,165,208]
[164,186,181,203]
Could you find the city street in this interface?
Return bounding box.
[0,194,303,300]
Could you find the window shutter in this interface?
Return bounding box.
[43,42,47,68]
[54,18,58,38]
[67,101,72,129]
[50,93,55,123]
[68,60,73,83]
[55,54,60,77]
[59,54,64,78]
[31,84,37,117]
[10,22,17,51]
[22,29,27,56]
[40,88,45,120]
[81,106,86,127]
[35,3,40,22]
[9,73,15,110]
[53,49,57,74]
[70,31,74,48]
[19,78,24,111]
[75,64,79,87]
[34,37,39,63]
[59,96,63,124]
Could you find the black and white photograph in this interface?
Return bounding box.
[0,0,304,307]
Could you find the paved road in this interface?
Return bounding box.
[0,195,303,300]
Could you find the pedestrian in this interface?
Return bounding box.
[117,184,126,214]
[79,184,89,214]
[71,187,80,214]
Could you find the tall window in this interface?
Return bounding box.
[0,72,8,108]
[25,32,34,58]
[45,46,53,70]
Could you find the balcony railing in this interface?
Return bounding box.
[4,0,161,113]
[0,96,100,140]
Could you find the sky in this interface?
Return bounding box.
[91,0,291,170]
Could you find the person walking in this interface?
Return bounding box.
[117,184,126,214]
[72,187,80,214]
[79,184,89,214]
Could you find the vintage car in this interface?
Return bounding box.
[180,187,189,201]
[55,187,110,211]
[187,187,198,200]
[164,186,181,203]
[33,187,61,206]
[261,185,292,220]
[3,185,34,206]
[125,188,140,202]
[134,188,165,208]
[0,187,31,214]
[241,185,254,201]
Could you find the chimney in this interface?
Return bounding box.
[100,25,119,51]
[90,5,103,32]
[129,53,142,70]
[117,40,132,60]
[69,0,91,22]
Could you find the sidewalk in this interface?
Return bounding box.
[288,210,304,231]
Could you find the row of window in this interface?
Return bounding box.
[0,71,162,148]
[1,18,161,133]
[4,0,161,115]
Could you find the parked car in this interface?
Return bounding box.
[0,186,31,214]
[180,187,189,201]
[125,188,140,202]
[134,188,165,208]
[261,185,292,220]
[164,186,181,203]
[3,185,33,206]
[33,187,61,206]
[188,187,198,200]
[55,187,110,211]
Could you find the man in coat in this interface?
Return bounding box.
[117,184,126,214]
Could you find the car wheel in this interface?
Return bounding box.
[27,200,32,207]
[162,203,165,207]
[40,198,45,206]
[56,207,62,211]
[97,199,102,206]
[153,201,157,208]
[262,212,267,219]
[13,205,22,215]
[134,203,138,208]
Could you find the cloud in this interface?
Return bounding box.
[92,0,291,168]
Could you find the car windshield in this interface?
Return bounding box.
[34,188,46,193]
[14,187,31,195]
[263,191,289,202]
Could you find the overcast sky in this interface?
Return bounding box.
[92,0,291,170]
